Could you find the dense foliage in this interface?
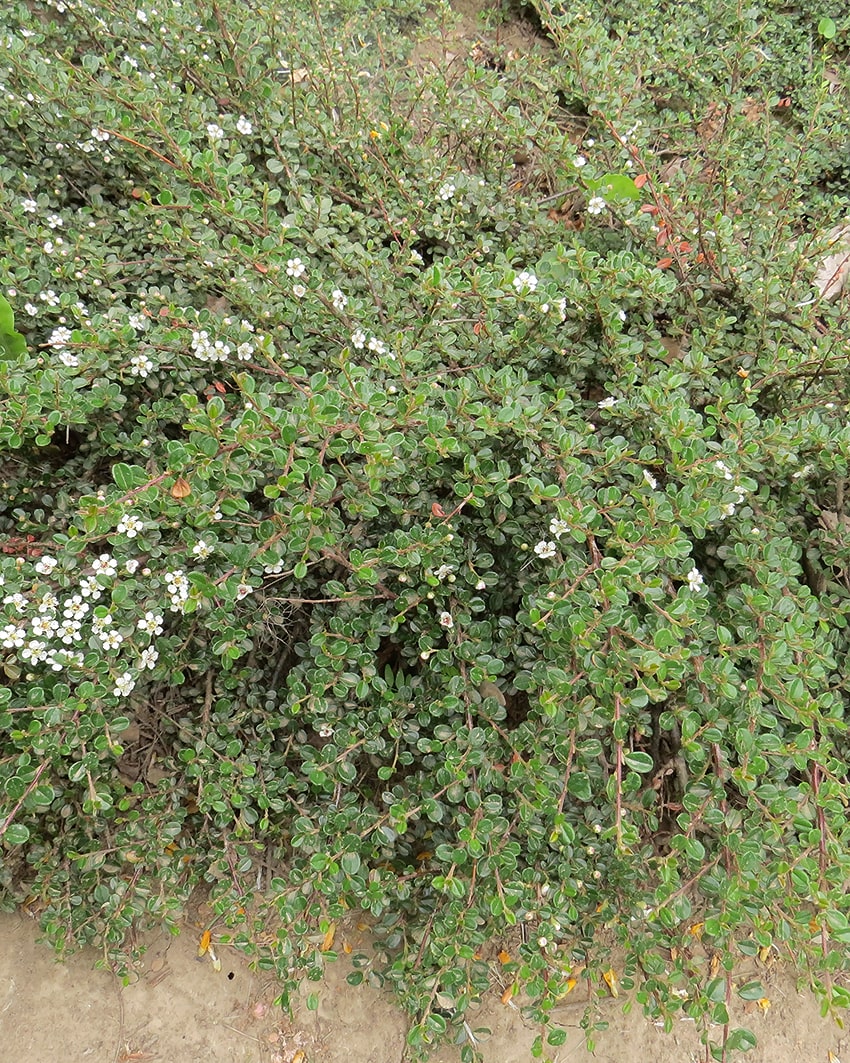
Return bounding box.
[1,0,850,1057]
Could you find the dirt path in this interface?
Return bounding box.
[0,911,845,1063]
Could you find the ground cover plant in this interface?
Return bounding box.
[1,0,850,1058]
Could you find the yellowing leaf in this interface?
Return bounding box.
[498,950,511,965]
[689,922,704,939]
[208,945,221,972]
[757,997,771,1013]
[197,929,211,958]
[562,978,578,997]
[758,944,772,964]
[828,1051,841,1063]
[501,985,514,1005]
[321,922,336,952]
[710,954,720,977]
[292,1052,306,1063]
[342,940,352,955]
[602,969,619,998]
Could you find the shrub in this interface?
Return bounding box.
[1,0,849,1058]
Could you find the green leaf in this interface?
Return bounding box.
[341,852,361,875]
[725,1028,757,1052]
[818,16,837,39]
[3,823,30,845]
[623,751,654,773]
[737,981,765,1001]
[567,773,592,801]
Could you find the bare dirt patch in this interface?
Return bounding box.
[1,912,846,1063]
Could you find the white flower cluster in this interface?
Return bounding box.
[534,516,570,559]
[164,569,189,612]
[350,328,393,358]
[47,325,78,368]
[713,460,749,519]
[191,329,231,363]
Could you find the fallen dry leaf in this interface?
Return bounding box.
[813,222,850,301]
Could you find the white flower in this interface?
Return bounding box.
[21,198,38,213]
[475,579,487,590]
[714,460,733,480]
[235,583,253,600]
[129,353,154,378]
[48,328,72,349]
[317,724,334,738]
[438,181,456,201]
[39,289,59,306]
[137,611,164,636]
[598,396,618,409]
[192,540,212,559]
[21,639,48,663]
[549,518,570,540]
[30,615,58,638]
[79,576,102,600]
[439,611,454,629]
[331,289,348,312]
[292,283,306,299]
[91,612,113,634]
[573,154,587,167]
[617,309,627,322]
[433,565,454,581]
[116,513,144,538]
[91,553,117,577]
[235,115,253,135]
[36,591,58,614]
[236,342,254,361]
[57,619,82,644]
[99,629,124,650]
[286,257,306,278]
[91,127,110,142]
[367,336,387,355]
[534,540,557,559]
[643,469,658,489]
[351,328,367,349]
[34,555,58,575]
[732,484,747,501]
[113,672,135,696]
[135,8,148,22]
[3,593,28,614]
[206,122,224,141]
[139,647,159,670]
[686,567,704,592]
[125,559,140,575]
[719,503,736,519]
[165,570,188,595]
[0,623,25,648]
[24,302,38,316]
[58,351,79,368]
[513,270,538,292]
[587,196,607,215]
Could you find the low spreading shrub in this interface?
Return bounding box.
[1,0,849,1057]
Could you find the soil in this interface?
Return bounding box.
[0,911,846,1063]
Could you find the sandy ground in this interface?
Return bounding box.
[0,911,846,1063]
